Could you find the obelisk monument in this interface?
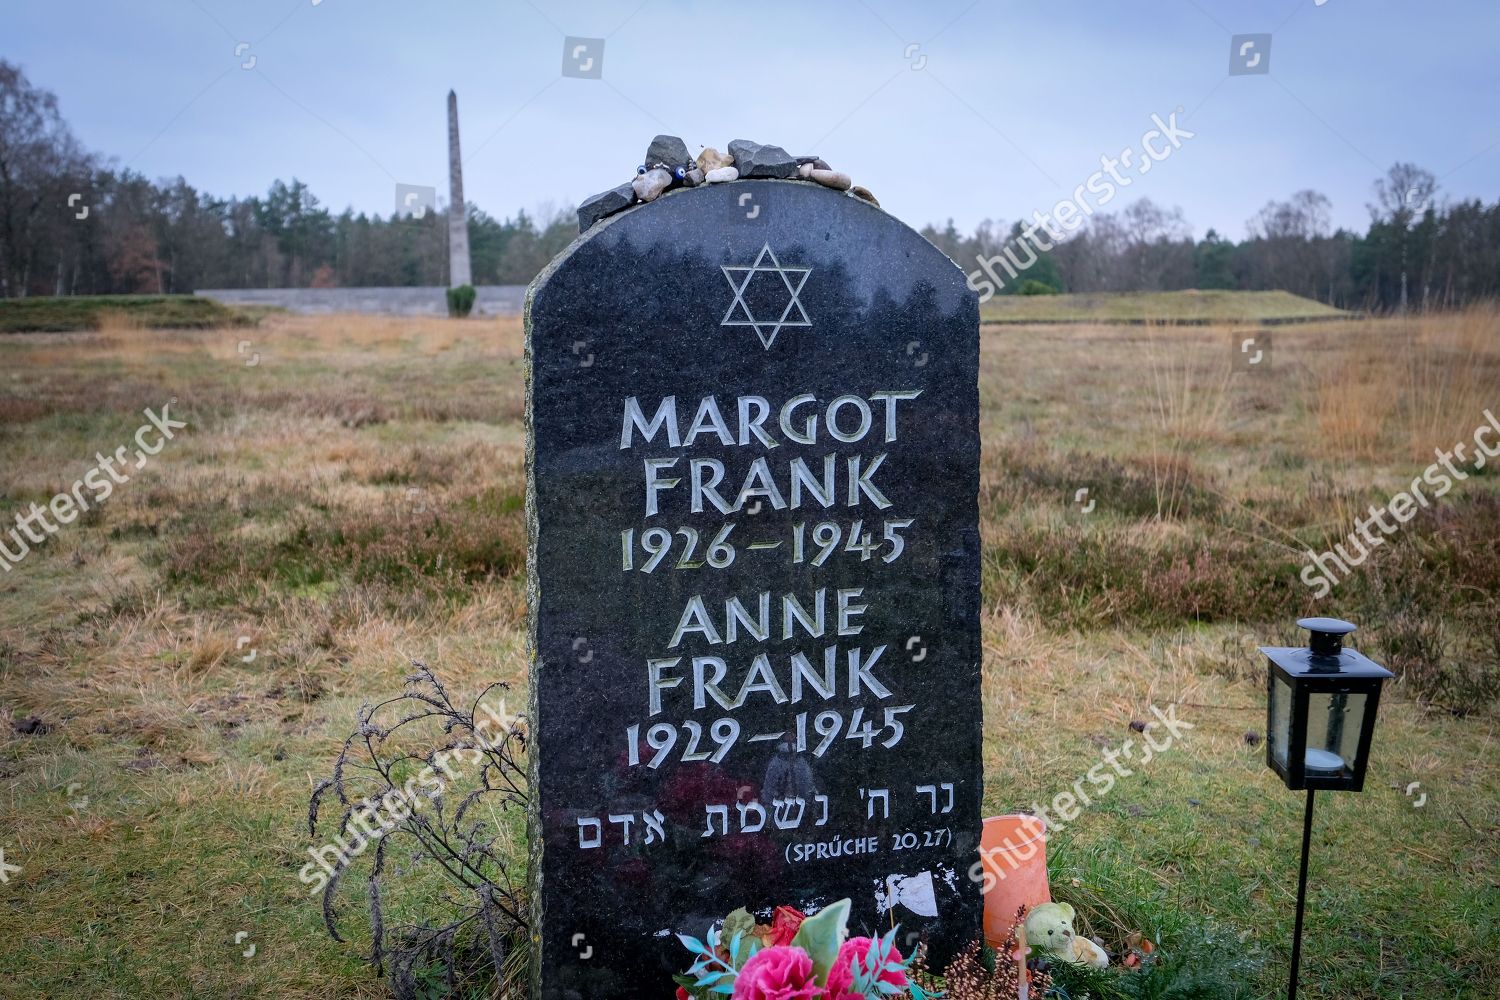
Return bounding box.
[447,90,473,288]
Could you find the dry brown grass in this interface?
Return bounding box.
[1311,304,1500,462]
[1403,305,1500,458]
[91,308,147,334]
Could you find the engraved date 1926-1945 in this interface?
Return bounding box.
[621,518,913,572]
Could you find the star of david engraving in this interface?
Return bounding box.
[720,244,812,350]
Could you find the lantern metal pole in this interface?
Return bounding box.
[1288,788,1316,1000]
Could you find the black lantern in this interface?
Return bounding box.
[1261,617,1392,1000]
[1262,617,1393,792]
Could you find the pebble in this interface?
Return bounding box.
[632,167,673,202]
[644,134,691,171]
[727,138,799,179]
[697,147,733,172]
[576,182,636,232]
[809,169,852,191]
[609,138,862,208]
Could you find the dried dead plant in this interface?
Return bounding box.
[309,660,529,998]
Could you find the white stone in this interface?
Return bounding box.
[705,166,739,184]
[810,169,852,191]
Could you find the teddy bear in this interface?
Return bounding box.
[1023,901,1109,969]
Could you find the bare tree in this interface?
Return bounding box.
[1371,162,1438,227]
[1249,190,1332,241]
[1369,164,1440,310]
[1244,190,1340,300]
[0,60,92,296]
[1118,199,1195,290]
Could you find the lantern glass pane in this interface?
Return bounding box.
[1305,690,1366,775]
[1270,675,1293,768]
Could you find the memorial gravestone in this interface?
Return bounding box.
[526,175,982,998]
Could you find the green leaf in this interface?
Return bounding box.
[723,908,755,938]
[790,898,851,985]
[729,931,745,969]
[847,953,869,992]
[672,974,713,1000]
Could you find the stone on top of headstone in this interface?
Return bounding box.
[632,167,673,203]
[727,138,799,178]
[697,147,733,172]
[645,134,692,170]
[577,182,636,233]
[810,168,852,191]
[527,175,983,997]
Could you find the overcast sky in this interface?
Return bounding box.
[7,0,1497,238]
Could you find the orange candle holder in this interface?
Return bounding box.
[978,813,1050,948]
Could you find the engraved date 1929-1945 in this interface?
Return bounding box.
[625,704,915,769]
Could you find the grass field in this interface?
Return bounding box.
[979,289,1352,324]
[0,309,1496,998]
[0,294,255,333]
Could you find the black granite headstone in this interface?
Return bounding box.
[526,178,981,999]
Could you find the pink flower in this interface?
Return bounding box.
[822,937,908,1000]
[731,946,821,1000]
